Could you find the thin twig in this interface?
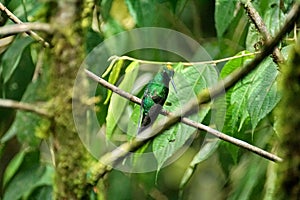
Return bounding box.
[0,98,50,117]
[85,69,283,163]
[242,1,285,64]
[0,22,53,35]
[0,3,50,47]
[87,3,300,185]
[111,51,260,66]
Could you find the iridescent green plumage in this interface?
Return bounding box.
[138,65,176,133]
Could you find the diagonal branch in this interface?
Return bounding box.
[87,3,300,186]
[0,98,50,117]
[0,3,50,47]
[242,1,285,64]
[85,69,282,163]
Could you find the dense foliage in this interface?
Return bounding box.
[0,0,298,199]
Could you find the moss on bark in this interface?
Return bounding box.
[276,38,300,199]
[45,1,95,199]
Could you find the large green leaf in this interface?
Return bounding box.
[220,51,255,135]
[215,0,238,37]
[152,63,218,171]
[1,36,33,83]
[3,163,53,200]
[220,51,279,135]
[125,0,157,26]
[106,61,139,139]
[1,63,49,146]
[247,59,280,129]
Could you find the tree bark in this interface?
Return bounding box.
[46,1,94,199]
[276,36,300,199]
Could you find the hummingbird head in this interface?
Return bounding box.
[162,65,177,93]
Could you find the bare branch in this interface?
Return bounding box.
[242,1,285,64]
[85,69,283,163]
[0,3,50,47]
[0,98,50,117]
[0,22,53,35]
[87,3,300,185]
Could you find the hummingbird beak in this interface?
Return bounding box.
[170,77,177,93]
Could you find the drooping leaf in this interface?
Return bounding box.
[220,51,255,134]
[103,59,124,104]
[127,104,140,138]
[106,61,139,139]
[2,150,27,188]
[227,126,272,200]
[1,36,34,83]
[3,163,54,200]
[180,139,220,189]
[247,58,280,129]
[215,0,238,37]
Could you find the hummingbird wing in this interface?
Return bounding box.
[136,103,144,135]
[138,103,163,134]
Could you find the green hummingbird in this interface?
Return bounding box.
[138,65,176,134]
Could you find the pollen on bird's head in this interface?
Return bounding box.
[166,64,173,70]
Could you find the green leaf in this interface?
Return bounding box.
[153,63,218,171]
[223,56,279,133]
[215,0,238,37]
[2,150,26,188]
[1,72,49,145]
[127,104,140,138]
[220,51,255,134]
[263,1,285,37]
[1,36,34,83]
[125,0,157,26]
[227,127,272,200]
[3,164,54,200]
[247,59,280,129]
[27,186,52,200]
[220,50,255,78]
[101,17,125,37]
[100,0,114,20]
[180,140,220,189]
[103,59,124,104]
[1,111,41,146]
[174,0,189,15]
[106,61,139,139]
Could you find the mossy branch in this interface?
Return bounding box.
[241,1,285,64]
[0,98,50,117]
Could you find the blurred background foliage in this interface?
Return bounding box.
[0,0,298,199]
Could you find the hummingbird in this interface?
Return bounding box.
[138,65,176,134]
